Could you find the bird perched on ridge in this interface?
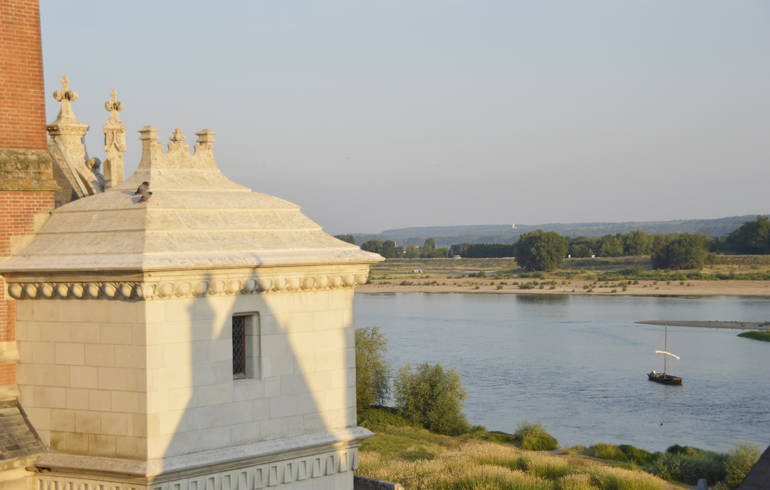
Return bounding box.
[134,181,152,203]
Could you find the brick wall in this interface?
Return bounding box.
[0,192,53,257]
[0,0,48,150]
[0,0,53,393]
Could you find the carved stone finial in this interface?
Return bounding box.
[194,129,216,154]
[50,74,81,125]
[105,89,124,118]
[167,128,189,154]
[170,128,185,144]
[53,74,78,103]
[103,89,126,189]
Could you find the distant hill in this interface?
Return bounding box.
[351,215,767,247]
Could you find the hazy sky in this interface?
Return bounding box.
[39,1,770,234]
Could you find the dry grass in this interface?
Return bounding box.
[359,439,676,489]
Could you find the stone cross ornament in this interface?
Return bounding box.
[52,74,79,124]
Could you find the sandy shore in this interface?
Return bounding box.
[356,279,770,297]
[636,320,770,331]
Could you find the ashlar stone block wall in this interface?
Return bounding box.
[15,286,356,462]
[15,298,147,458]
[145,287,356,460]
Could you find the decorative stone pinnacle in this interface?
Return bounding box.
[194,129,216,154]
[103,89,126,188]
[105,89,123,114]
[167,128,189,154]
[138,125,159,141]
[170,128,186,144]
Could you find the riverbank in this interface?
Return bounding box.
[361,256,770,297]
[637,320,770,331]
[357,278,770,297]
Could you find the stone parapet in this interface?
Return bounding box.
[0,149,58,192]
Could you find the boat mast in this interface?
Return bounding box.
[663,325,668,378]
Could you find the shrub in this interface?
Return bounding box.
[357,406,415,430]
[725,441,761,487]
[654,446,726,484]
[513,422,558,451]
[584,443,656,466]
[585,443,625,461]
[355,326,390,410]
[394,363,470,435]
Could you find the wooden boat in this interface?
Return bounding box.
[648,324,682,385]
[648,371,682,385]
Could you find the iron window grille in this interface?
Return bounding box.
[232,315,246,378]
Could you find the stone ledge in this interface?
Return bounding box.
[36,427,373,477]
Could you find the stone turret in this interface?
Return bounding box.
[1,127,382,490]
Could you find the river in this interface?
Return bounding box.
[354,293,770,452]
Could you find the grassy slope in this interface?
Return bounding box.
[357,408,679,490]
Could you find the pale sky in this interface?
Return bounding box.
[39,1,770,234]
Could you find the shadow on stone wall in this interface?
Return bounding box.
[158,269,359,488]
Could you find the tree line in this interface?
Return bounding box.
[336,235,453,258]
[336,216,770,271]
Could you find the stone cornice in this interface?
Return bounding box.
[4,268,370,301]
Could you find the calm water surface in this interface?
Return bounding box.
[354,293,770,452]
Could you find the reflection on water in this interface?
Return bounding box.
[354,293,770,452]
[513,294,570,304]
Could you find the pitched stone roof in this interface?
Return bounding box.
[0,127,381,274]
[0,400,44,463]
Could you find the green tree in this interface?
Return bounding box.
[725,442,761,488]
[394,363,470,435]
[334,234,356,245]
[568,237,597,258]
[421,238,436,257]
[514,230,569,271]
[725,216,770,254]
[355,327,390,410]
[381,240,397,258]
[405,244,420,258]
[432,247,450,258]
[624,230,652,256]
[651,233,709,269]
[361,239,383,255]
[598,234,624,257]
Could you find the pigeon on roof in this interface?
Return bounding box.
[134,181,152,203]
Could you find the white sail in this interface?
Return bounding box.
[655,350,680,360]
